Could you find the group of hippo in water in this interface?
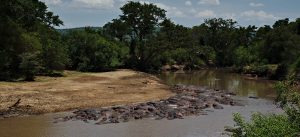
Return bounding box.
[58,84,244,125]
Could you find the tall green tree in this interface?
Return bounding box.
[103,19,129,41]
[64,28,128,72]
[119,1,166,69]
[0,0,64,81]
[192,18,237,66]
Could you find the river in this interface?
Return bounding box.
[0,69,282,137]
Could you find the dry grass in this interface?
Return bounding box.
[0,69,174,114]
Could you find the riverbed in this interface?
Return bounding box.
[0,69,282,137]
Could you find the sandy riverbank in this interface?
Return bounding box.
[0,69,174,118]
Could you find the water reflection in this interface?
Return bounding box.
[158,69,276,99]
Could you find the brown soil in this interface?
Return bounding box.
[0,69,174,116]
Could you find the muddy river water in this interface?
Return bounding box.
[0,69,282,137]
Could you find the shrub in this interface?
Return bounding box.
[242,64,279,78]
[227,81,300,137]
[231,113,298,137]
[289,56,300,80]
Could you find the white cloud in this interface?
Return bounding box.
[249,2,264,7]
[137,1,185,17]
[185,1,192,6]
[173,10,185,17]
[160,4,185,17]
[136,1,186,17]
[149,2,185,17]
[138,1,150,4]
[195,10,216,18]
[189,8,197,14]
[198,0,220,5]
[193,10,236,20]
[241,10,277,21]
[41,0,62,5]
[222,13,237,20]
[71,0,115,9]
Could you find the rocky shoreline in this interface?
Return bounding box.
[56,84,243,124]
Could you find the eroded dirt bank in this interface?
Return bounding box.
[0,70,174,118]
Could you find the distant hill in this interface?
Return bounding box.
[56,26,161,34]
[56,27,102,34]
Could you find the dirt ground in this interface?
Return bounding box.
[0,69,174,114]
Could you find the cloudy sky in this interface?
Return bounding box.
[41,0,300,28]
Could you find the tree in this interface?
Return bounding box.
[0,0,65,81]
[103,19,129,41]
[273,18,289,28]
[261,19,300,65]
[192,18,237,66]
[256,25,272,40]
[64,29,128,72]
[19,52,41,81]
[0,0,63,28]
[0,20,26,80]
[119,1,166,69]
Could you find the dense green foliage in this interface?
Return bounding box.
[0,0,127,81]
[1,0,300,80]
[63,29,128,72]
[0,0,66,81]
[231,113,298,137]
[104,1,167,70]
[103,2,300,75]
[227,53,300,136]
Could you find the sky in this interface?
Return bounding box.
[41,0,300,29]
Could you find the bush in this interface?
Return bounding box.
[47,71,64,77]
[228,81,300,137]
[242,64,279,78]
[289,56,300,80]
[275,81,300,130]
[231,113,298,137]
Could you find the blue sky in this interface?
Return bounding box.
[41,0,300,28]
